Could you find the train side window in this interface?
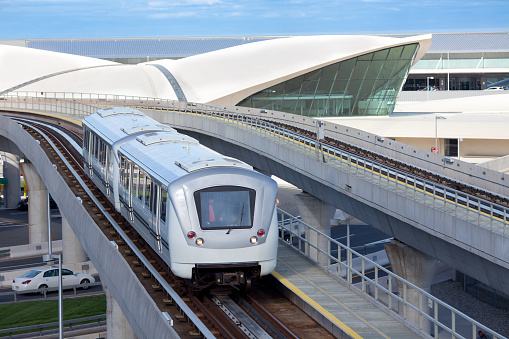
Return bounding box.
[151,183,158,215]
[119,157,124,185]
[120,156,128,187]
[145,175,151,209]
[160,187,167,224]
[99,140,106,166]
[138,170,145,203]
[98,139,102,165]
[83,128,89,151]
[126,162,131,193]
[132,165,139,198]
[119,157,124,186]
[90,134,95,158]
[93,135,99,159]
[108,148,114,181]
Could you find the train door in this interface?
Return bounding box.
[105,146,111,196]
[138,170,146,206]
[87,130,94,177]
[160,186,168,251]
[154,184,162,252]
[128,162,133,221]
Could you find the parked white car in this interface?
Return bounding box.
[484,86,506,91]
[12,267,95,293]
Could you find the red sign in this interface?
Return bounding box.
[431,147,438,153]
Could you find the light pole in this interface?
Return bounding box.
[47,192,52,256]
[427,76,434,101]
[458,138,462,160]
[435,116,446,153]
[43,253,63,339]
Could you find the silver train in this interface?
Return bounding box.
[82,107,278,289]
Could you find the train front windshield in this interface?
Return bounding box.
[195,186,255,230]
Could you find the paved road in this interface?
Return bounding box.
[0,207,62,248]
[0,276,103,303]
[0,256,47,272]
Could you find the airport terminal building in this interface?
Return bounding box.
[2,32,508,93]
[0,33,508,163]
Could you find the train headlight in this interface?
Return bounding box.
[187,231,196,239]
[257,229,265,237]
[196,238,204,246]
[250,236,258,244]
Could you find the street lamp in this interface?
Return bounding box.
[43,253,63,339]
[458,138,463,160]
[435,116,446,153]
[427,76,434,101]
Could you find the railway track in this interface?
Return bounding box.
[7,112,332,339]
[263,119,509,208]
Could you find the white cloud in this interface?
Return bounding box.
[148,0,221,6]
[149,11,198,18]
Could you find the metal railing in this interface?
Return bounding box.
[245,118,509,236]
[277,208,506,339]
[0,314,106,338]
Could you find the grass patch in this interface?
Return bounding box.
[0,294,106,330]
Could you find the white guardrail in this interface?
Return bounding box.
[0,91,507,339]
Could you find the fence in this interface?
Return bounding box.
[277,208,506,339]
[1,281,103,302]
[0,314,106,338]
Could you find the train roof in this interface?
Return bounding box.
[83,108,252,185]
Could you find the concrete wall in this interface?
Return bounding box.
[479,155,509,172]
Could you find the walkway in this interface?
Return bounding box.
[272,242,419,339]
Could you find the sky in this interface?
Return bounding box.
[0,0,507,39]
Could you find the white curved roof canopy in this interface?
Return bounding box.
[0,34,431,106]
[155,34,431,106]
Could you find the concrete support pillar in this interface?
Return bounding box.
[294,192,335,266]
[384,240,438,333]
[62,216,87,265]
[4,153,20,209]
[104,284,137,339]
[20,162,49,244]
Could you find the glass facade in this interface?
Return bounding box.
[238,44,418,117]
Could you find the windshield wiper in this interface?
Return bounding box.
[226,203,245,235]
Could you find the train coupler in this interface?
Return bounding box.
[215,272,246,286]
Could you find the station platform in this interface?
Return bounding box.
[272,242,420,339]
